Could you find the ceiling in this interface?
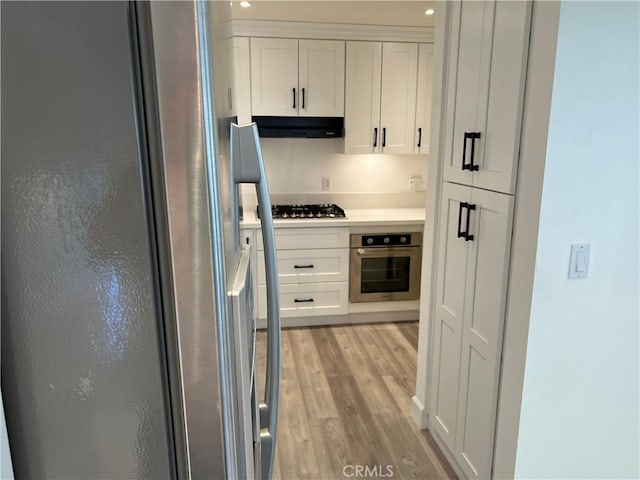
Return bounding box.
[230,1,436,28]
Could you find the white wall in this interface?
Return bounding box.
[241,138,429,210]
[515,2,639,478]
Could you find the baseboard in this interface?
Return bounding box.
[257,310,419,329]
[411,396,429,429]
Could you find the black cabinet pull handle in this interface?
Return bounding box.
[294,298,314,303]
[464,203,476,241]
[457,202,466,239]
[457,202,476,241]
[292,88,296,109]
[373,127,378,147]
[382,127,386,147]
[301,88,305,109]
[469,133,479,171]
[462,132,481,171]
[294,264,314,269]
[417,128,422,148]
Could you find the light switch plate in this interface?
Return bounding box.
[568,244,590,279]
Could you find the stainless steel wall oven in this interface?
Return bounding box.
[349,233,422,302]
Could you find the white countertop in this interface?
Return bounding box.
[240,208,425,229]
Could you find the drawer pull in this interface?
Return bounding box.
[294,298,314,303]
[294,264,314,269]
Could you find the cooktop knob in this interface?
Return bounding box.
[366,237,374,245]
[384,237,390,244]
[400,236,407,243]
[282,213,288,218]
[308,213,314,218]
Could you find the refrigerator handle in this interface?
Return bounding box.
[231,123,281,480]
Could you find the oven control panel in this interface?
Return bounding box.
[352,233,421,248]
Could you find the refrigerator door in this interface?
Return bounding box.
[231,123,281,480]
[144,1,237,478]
[1,2,177,478]
[228,245,257,479]
[2,1,242,478]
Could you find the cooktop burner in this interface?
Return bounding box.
[258,203,346,220]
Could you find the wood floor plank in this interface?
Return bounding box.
[403,418,459,480]
[288,328,339,419]
[308,418,351,480]
[381,375,414,415]
[374,323,418,376]
[311,326,349,377]
[374,413,446,480]
[256,322,456,480]
[349,324,406,378]
[325,374,393,468]
[256,330,266,398]
[333,325,400,415]
[383,323,419,362]
[397,321,420,351]
[276,376,321,479]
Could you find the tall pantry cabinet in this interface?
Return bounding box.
[429,1,532,479]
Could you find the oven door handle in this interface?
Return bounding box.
[355,246,420,256]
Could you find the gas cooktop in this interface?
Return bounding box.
[258,203,346,220]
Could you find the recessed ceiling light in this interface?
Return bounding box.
[424,8,435,15]
[240,1,252,7]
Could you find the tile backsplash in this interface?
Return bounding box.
[241,137,429,210]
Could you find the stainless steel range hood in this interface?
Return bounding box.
[252,116,344,138]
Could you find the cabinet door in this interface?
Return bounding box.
[474,1,531,193]
[344,41,382,154]
[258,282,349,319]
[415,43,434,154]
[250,38,298,116]
[257,248,349,285]
[379,42,418,154]
[443,1,531,193]
[429,182,472,451]
[454,187,514,479]
[299,40,345,117]
[232,37,252,123]
[442,0,492,187]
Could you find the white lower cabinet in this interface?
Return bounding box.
[430,182,514,479]
[257,227,349,320]
[257,248,349,285]
[258,282,348,318]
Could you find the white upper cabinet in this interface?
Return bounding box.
[250,38,345,117]
[345,41,427,155]
[379,42,418,154]
[415,43,434,154]
[250,38,299,116]
[298,40,345,117]
[344,42,382,154]
[443,1,532,194]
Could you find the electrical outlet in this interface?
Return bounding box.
[409,175,423,191]
[322,177,332,191]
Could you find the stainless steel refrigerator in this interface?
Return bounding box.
[1,1,281,479]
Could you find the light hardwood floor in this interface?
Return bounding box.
[256,322,457,480]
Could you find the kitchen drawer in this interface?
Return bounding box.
[258,282,348,318]
[257,227,349,251]
[257,248,349,285]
